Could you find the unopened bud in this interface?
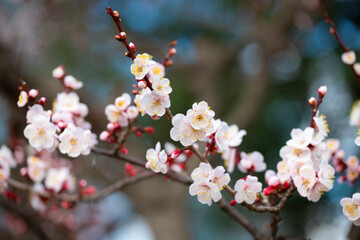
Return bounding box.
[335,149,345,159]
[52,65,65,79]
[113,10,119,18]
[39,97,46,106]
[308,97,316,108]
[121,147,128,155]
[169,40,177,47]
[29,89,38,98]
[114,35,121,41]
[20,167,28,177]
[81,186,96,195]
[263,187,272,196]
[120,32,126,40]
[107,122,115,131]
[164,59,173,67]
[138,81,147,89]
[282,181,290,189]
[171,149,182,159]
[79,179,87,188]
[144,126,155,134]
[125,52,131,58]
[129,42,136,52]
[317,86,327,97]
[99,131,111,141]
[57,121,65,129]
[268,176,280,187]
[265,170,276,183]
[230,200,236,206]
[169,48,177,56]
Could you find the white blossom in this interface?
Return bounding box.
[17,91,28,107]
[64,75,83,90]
[238,151,266,173]
[350,100,360,127]
[52,66,65,79]
[340,193,360,222]
[215,122,246,152]
[130,53,156,80]
[152,77,172,95]
[26,104,51,124]
[24,115,57,151]
[234,176,262,204]
[142,91,170,117]
[221,148,237,173]
[134,88,152,116]
[149,63,165,78]
[354,63,360,75]
[189,178,221,206]
[170,113,207,146]
[145,142,168,174]
[126,106,139,120]
[293,165,316,197]
[0,145,17,170]
[58,125,89,158]
[105,104,129,127]
[114,93,131,111]
[44,167,70,193]
[186,101,215,131]
[27,156,47,182]
[341,51,356,65]
[286,127,314,149]
[313,114,329,137]
[210,166,230,191]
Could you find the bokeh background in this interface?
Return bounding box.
[1,0,360,239]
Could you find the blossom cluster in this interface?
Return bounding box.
[274,120,335,202]
[333,150,360,184]
[189,162,230,206]
[19,67,97,158]
[145,142,192,174]
[132,54,172,118]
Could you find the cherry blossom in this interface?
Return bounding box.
[170,113,207,146]
[44,167,71,193]
[149,63,165,78]
[189,178,221,206]
[0,145,17,170]
[114,93,131,111]
[215,122,246,152]
[64,75,83,90]
[341,51,356,65]
[234,176,262,204]
[152,77,172,95]
[142,91,170,117]
[58,125,89,158]
[130,53,155,80]
[238,151,266,173]
[313,114,329,137]
[350,100,360,127]
[340,193,360,224]
[286,127,314,150]
[105,104,129,127]
[187,101,215,130]
[24,115,57,151]
[145,142,168,174]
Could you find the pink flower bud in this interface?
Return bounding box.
[99,131,110,141]
[52,66,65,79]
[169,48,177,56]
[81,186,96,195]
[308,97,316,108]
[121,147,128,155]
[144,126,155,134]
[335,150,345,160]
[282,182,290,189]
[20,167,28,177]
[39,97,46,106]
[230,200,236,206]
[265,170,276,183]
[120,31,126,40]
[107,122,115,131]
[268,176,280,187]
[317,86,327,97]
[129,42,136,52]
[263,187,272,196]
[57,121,65,129]
[29,89,38,98]
[79,180,87,188]
[171,149,182,159]
[138,81,147,89]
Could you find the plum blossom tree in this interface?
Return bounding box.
[2,6,360,240]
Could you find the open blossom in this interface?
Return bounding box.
[26,104,51,124]
[127,106,139,120]
[145,142,168,174]
[0,145,16,170]
[54,92,81,113]
[210,166,230,191]
[238,151,266,173]
[286,127,315,149]
[279,145,311,163]
[44,167,71,193]
[52,66,65,79]
[293,165,316,197]
[350,100,360,127]
[215,122,246,152]
[142,91,170,117]
[341,51,356,65]
[81,130,98,155]
[24,115,57,151]
[130,53,155,80]
[187,101,215,130]
[341,193,360,225]
[189,163,229,206]
[354,63,360,75]
[64,75,83,90]
[149,63,165,78]
[115,93,131,111]
[234,176,262,204]
[276,160,292,183]
[134,88,151,116]
[0,168,9,192]
[27,156,47,182]
[221,148,237,173]
[17,91,28,107]
[105,104,128,127]
[58,125,89,158]
[313,114,329,137]
[152,77,172,95]
[170,113,207,146]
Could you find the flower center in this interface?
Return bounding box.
[70,138,77,146]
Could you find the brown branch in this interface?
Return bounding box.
[8,171,154,203]
[270,212,281,240]
[217,198,266,240]
[325,13,360,85]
